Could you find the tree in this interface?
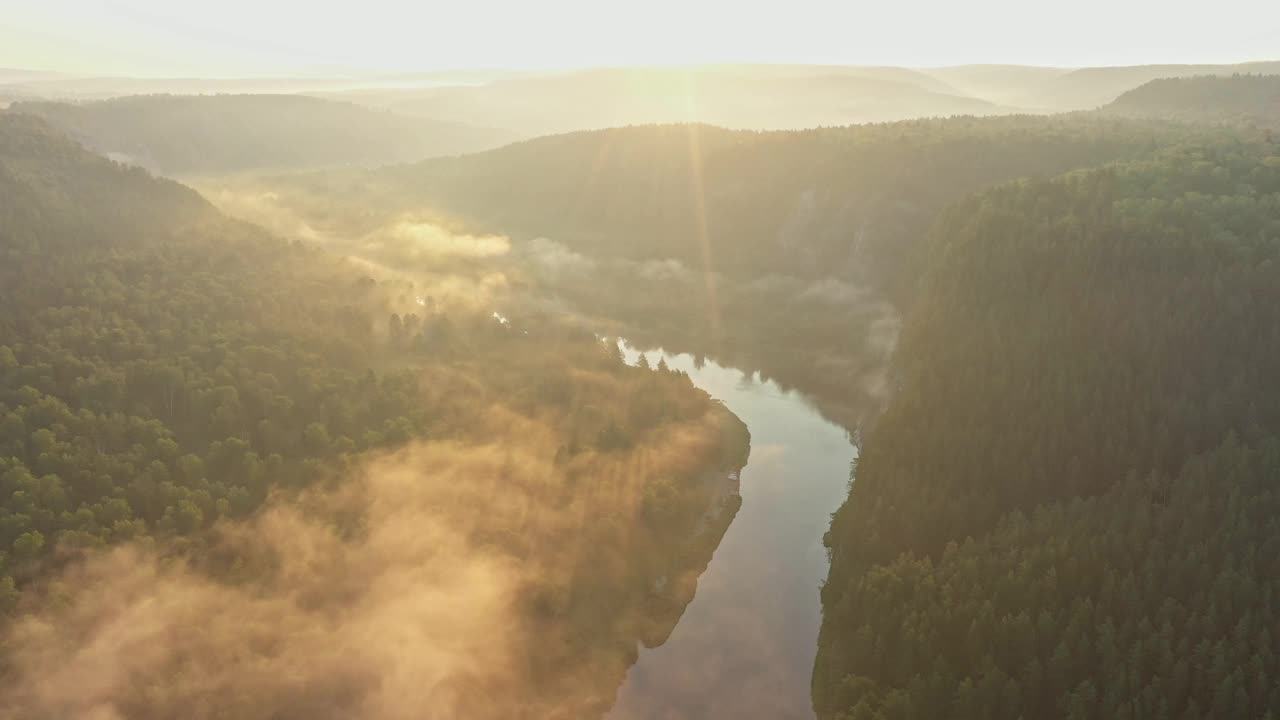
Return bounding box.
[302,422,331,456]
[388,313,404,346]
[11,531,44,565]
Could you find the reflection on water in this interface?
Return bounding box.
[609,343,856,720]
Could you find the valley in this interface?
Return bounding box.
[609,344,855,720]
[1,45,1280,720]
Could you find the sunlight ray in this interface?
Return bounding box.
[681,77,723,353]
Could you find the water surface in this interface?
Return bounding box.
[609,344,855,720]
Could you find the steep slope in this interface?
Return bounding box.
[316,116,1205,295]
[213,115,1218,429]
[0,113,750,719]
[816,139,1280,718]
[0,110,437,577]
[1104,74,1280,128]
[9,94,517,174]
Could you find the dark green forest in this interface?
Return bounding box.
[211,115,1227,426]
[325,116,1210,297]
[192,102,1280,718]
[186,102,1280,718]
[815,139,1280,718]
[0,112,433,597]
[0,112,752,718]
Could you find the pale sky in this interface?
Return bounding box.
[1,0,1277,76]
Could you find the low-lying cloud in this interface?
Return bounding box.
[2,441,531,720]
[521,237,596,277]
[380,220,510,260]
[0,398,734,720]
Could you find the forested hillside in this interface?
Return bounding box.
[0,113,749,718]
[9,94,516,174]
[1002,62,1280,111]
[815,139,1280,718]
[222,116,1219,425]
[293,116,1223,299]
[1105,74,1280,128]
[0,112,428,588]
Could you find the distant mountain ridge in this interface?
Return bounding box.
[317,66,1010,135]
[274,116,1207,301]
[314,61,1280,135]
[923,62,1280,110]
[8,94,518,174]
[5,62,1274,150]
[1035,61,1280,109]
[0,70,529,99]
[1103,74,1280,128]
[5,61,1277,145]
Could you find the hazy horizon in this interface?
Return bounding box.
[3,0,1278,78]
[8,58,1280,81]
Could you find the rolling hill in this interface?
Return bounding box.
[920,64,1071,107]
[1103,74,1280,127]
[1029,61,1280,109]
[8,94,518,174]
[219,115,1223,429]
[306,115,1210,293]
[922,61,1280,110]
[317,65,1013,135]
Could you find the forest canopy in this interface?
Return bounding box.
[815,138,1280,720]
[0,112,749,718]
[204,114,1236,428]
[1104,74,1280,129]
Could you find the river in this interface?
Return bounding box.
[609,343,857,720]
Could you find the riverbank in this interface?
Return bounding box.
[609,345,856,720]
